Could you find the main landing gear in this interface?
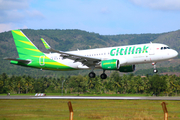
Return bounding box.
[89,71,107,79]
[152,62,158,73]
[100,70,107,79]
[89,66,96,78]
[88,68,107,79]
[89,72,96,78]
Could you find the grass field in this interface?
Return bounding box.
[0,99,180,120]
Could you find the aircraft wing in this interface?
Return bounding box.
[3,57,31,64]
[41,38,101,66]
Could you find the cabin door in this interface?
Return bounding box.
[149,45,155,55]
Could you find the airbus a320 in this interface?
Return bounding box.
[4,30,178,79]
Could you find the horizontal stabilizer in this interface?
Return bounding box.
[3,57,31,64]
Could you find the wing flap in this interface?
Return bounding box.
[40,38,101,66]
[49,48,101,65]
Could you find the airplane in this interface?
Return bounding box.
[4,29,178,79]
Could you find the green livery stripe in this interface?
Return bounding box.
[18,40,35,46]
[11,29,74,71]
[12,30,44,58]
[44,62,68,66]
[41,38,50,49]
[32,56,49,59]
[24,48,42,52]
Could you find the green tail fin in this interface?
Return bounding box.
[11,29,44,58]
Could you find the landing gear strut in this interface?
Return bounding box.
[100,70,107,79]
[152,62,158,73]
[89,66,96,78]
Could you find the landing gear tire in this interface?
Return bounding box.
[89,72,96,78]
[100,73,107,79]
[152,62,158,73]
[153,69,158,73]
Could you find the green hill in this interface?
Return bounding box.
[0,29,180,77]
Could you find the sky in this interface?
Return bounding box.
[0,0,180,35]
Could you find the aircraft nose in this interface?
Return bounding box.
[173,50,178,57]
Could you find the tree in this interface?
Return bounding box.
[149,74,167,96]
[109,71,121,93]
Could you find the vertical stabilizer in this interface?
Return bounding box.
[11,30,44,58]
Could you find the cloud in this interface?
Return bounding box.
[0,10,25,23]
[0,23,28,33]
[0,0,44,33]
[0,23,14,33]
[100,7,110,14]
[25,10,44,19]
[0,0,29,10]
[129,0,180,11]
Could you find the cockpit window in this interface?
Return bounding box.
[161,46,170,50]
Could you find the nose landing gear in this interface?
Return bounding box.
[152,62,158,73]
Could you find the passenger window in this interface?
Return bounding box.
[161,47,163,50]
[164,47,167,49]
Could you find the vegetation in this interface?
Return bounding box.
[1,29,180,120]
[0,99,180,120]
[1,29,180,77]
[135,64,180,75]
[1,72,180,96]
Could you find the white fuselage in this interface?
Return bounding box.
[45,43,178,70]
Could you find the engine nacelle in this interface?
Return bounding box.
[119,65,135,72]
[101,59,120,70]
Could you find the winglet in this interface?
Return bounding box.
[41,38,51,49]
[41,38,61,53]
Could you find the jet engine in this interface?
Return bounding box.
[119,65,135,72]
[101,59,135,72]
[101,59,120,70]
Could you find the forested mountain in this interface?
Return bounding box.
[0,29,180,76]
